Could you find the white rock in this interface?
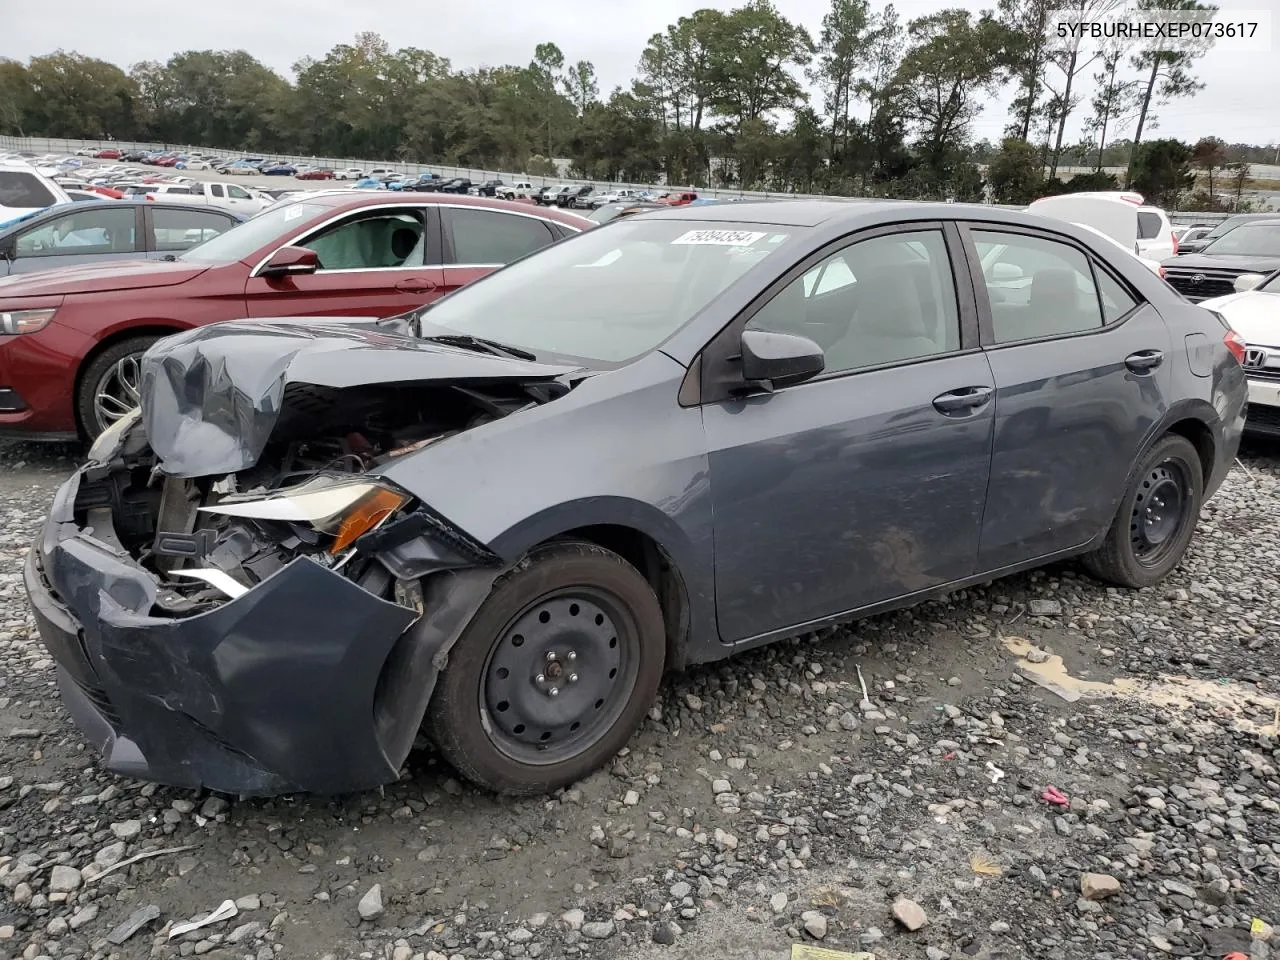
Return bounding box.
[357,884,384,920]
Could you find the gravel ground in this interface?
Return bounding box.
[1,438,1277,960]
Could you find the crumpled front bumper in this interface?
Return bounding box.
[25,467,496,796]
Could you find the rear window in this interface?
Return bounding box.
[1137,211,1162,239]
[0,171,57,210]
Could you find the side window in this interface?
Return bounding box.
[15,207,136,258]
[164,186,193,195]
[301,212,426,270]
[153,208,236,252]
[1096,268,1139,323]
[449,208,555,265]
[972,230,1104,344]
[227,185,250,200]
[746,229,961,375]
[209,184,224,198]
[1137,211,1162,240]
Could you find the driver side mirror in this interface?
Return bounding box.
[1234,273,1265,293]
[260,245,320,278]
[739,329,825,392]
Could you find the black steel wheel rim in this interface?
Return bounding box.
[481,588,639,765]
[1129,459,1190,566]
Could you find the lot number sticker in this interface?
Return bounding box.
[671,229,767,246]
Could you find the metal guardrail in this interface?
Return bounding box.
[0,135,1254,220]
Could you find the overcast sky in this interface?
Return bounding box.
[3,0,1276,147]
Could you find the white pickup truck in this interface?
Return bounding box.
[144,180,271,214]
[497,181,537,200]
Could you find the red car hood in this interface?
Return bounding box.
[0,259,214,298]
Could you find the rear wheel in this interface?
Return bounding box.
[428,541,665,795]
[76,336,160,440]
[1083,434,1203,588]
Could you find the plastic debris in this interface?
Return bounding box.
[167,899,237,940]
[791,946,877,960]
[88,844,198,884]
[986,761,1005,783]
[106,905,161,945]
[1041,786,1070,807]
[970,852,1004,876]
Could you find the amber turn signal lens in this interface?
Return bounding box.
[328,487,407,555]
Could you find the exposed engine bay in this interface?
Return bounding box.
[75,379,561,617]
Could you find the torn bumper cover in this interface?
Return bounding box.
[26,467,499,796]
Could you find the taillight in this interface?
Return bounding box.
[1171,230,1179,255]
[1158,265,1166,279]
[1224,329,1246,364]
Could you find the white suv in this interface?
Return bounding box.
[0,161,72,221]
[1067,191,1177,259]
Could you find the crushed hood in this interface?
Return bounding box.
[0,258,211,297]
[140,317,582,477]
[1162,254,1280,274]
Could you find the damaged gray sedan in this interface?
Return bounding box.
[26,202,1246,796]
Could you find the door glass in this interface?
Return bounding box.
[1096,269,1139,323]
[450,208,555,265]
[209,184,224,198]
[302,212,426,270]
[227,185,250,200]
[747,229,961,374]
[0,171,57,209]
[972,230,1105,343]
[16,207,136,257]
[153,208,236,252]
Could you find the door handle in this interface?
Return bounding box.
[1124,349,1164,373]
[932,386,993,414]
[395,278,438,293]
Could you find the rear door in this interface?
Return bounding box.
[244,204,445,318]
[961,221,1172,569]
[144,206,239,259]
[438,205,567,297]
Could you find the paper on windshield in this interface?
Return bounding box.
[671,229,767,246]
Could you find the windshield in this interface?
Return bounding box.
[179,201,329,263]
[1202,223,1280,257]
[414,218,800,363]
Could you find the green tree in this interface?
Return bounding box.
[1127,0,1216,184]
[893,9,1009,185]
[1043,0,1125,178]
[1191,135,1228,204]
[561,61,599,115]
[1083,41,1137,171]
[24,52,140,139]
[987,136,1044,203]
[809,0,873,163]
[0,60,33,135]
[997,0,1062,142]
[1130,137,1194,208]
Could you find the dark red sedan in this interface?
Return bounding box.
[0,193,590,440]
[296,169,336,181]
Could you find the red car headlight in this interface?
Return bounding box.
[0,308,58,335]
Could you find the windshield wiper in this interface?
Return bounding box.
[423,333,536,362]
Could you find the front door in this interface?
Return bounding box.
[244,206,445,318]
[7,205,142,275]
[962,223,1173,569]
[702,225,996,643]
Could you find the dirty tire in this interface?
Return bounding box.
[76,336,160,440]
[1083,433,1203,589]
[429,541,665,796]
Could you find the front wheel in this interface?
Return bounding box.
[428,541,666,795]
[1083,434,1204,588]
[76,336,160,440]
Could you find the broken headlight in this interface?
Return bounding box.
[201,476,409,555]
